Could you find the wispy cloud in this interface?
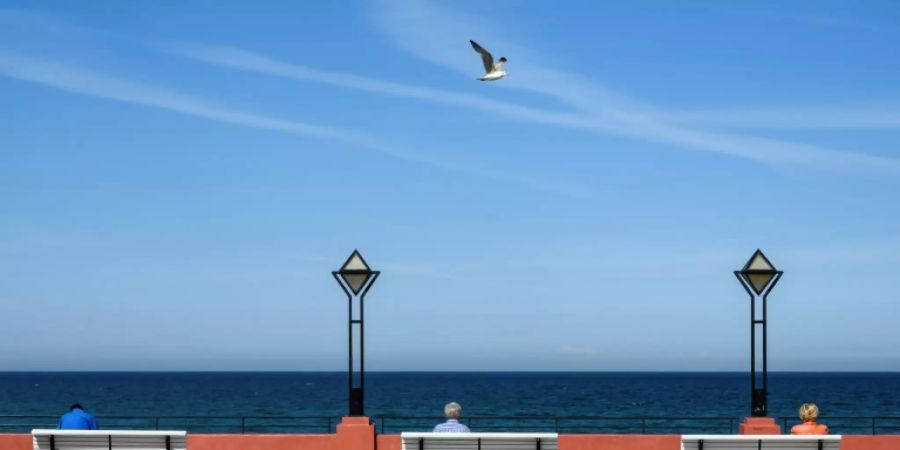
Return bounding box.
[155,6,900,174]
[0,50,585,196]
[659,104,900,130]
[156,2,900,135]
[363,0,900,174]
[4,7,900,176]
[0,51,360,141]
[157,40,558,119]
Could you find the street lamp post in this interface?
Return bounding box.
[735,249,783,434]
[333,250,379,417]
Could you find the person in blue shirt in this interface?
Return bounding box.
[58,403,99,430]
[433,402,471,432]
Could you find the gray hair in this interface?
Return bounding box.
[444,402,462,419]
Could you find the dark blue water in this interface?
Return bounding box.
[1,372,898,434]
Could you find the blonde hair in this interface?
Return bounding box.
[799,403,819,422]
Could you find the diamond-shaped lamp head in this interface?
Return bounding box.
[739,249,778,295]
[338,250,374,295]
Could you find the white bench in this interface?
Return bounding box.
[681,434,841,450]
[32,429,187,450]
[401,432,558,450]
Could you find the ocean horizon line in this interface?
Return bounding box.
[3,370,899,374]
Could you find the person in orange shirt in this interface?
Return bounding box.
[791,403,829,435]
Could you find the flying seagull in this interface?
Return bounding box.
[470,40,507,81]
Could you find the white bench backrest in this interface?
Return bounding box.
[401,433,558,450]
[681,435,841,450]
[32,429,187,450]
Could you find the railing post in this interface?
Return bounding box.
[554,417,559,433]
[641,418,646,434]
[871,417,876,435]
[155,417,160,430]
[241,417,245,434]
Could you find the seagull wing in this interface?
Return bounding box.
[470,40,494,74]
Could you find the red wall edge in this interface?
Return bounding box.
[187,433,334,450]
[559,434,682,450]
[0,434,32,450]
[840,435,900,450]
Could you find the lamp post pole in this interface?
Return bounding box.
[735,249,783,434]
[333,250,379,417]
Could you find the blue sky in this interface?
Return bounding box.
[2,0,900,371]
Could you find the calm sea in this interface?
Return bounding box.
[1,372,898,434]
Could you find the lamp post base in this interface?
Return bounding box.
[739,417,781,435]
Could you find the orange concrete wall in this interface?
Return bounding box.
[840,435,900,450]
[377,434,401,450]
[185,433,683,450]
[13,432,900,450]
[187,433,333,450]
[0,434,32,450]
[559,434,682,450]
[334,417,374,450]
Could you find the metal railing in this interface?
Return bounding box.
[375,415,740,435]
[1,415,898,435]
[0,415,337,434]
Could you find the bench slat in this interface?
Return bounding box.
[401,433,558,450]
[681,435,841,450]
[32,430,186,450]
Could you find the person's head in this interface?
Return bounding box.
[444,402,462,420]
[69,403,83,411]
[799,403,819,422]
